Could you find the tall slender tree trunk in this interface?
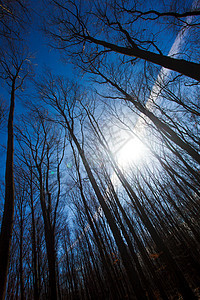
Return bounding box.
[0,80,16,300]
[30,169,40,300]
[39,172,58,300]
[19,199,25,300]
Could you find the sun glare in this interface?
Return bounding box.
[116,136,148,168]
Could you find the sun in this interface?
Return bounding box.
[116,136,148,168]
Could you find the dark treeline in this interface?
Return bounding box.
[0,1,200,299]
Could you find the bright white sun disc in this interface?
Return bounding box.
[116,137,147,167]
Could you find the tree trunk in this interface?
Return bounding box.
[39,172,58,300]
[19,198,25,300]
[30,169,40,300]
[87,35,200,81]
[0,80,16,300]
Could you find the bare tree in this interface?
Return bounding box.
[0,0,29,39]
[0,42,33,300]
[46,0,200,81]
